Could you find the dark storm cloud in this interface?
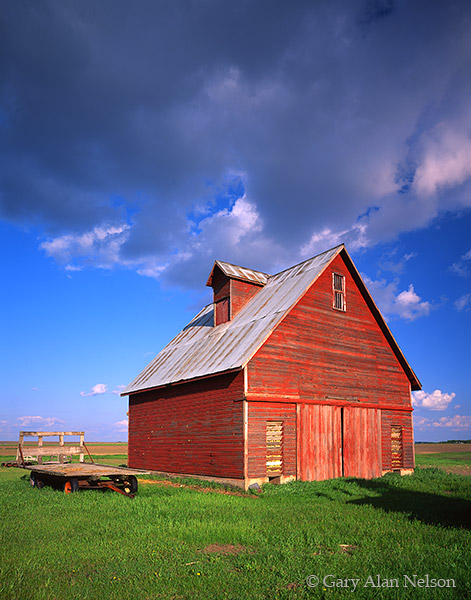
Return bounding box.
[1,0,470,286]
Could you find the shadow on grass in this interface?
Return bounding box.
[346,477,471,530]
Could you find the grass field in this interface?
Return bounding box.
[1,445,470,599]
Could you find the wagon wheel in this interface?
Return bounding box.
[63,478,79,494]
[121,475,138,495]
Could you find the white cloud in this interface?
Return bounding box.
[395,285,432,320]
[301,222,369,258]
[80,383,108,397]
[112,385,126,396]
[114,419,128,432]
[363,276,432,321]
[412,389,456,411]
[455,293,471,312]
[414,414,471,431]
[413,125,471,197]
[41,224,130,271]
[17,416,64,427]
[449,249,471,278]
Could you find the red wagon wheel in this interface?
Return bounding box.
[63,478,79,494]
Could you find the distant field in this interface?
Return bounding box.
[415,443,471,454]
[0,441,127,456]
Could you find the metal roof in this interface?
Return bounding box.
[122,245,342,395]
[122,243,421,395]
[206,260,269,287]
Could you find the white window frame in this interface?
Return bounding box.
[332,273,346,312]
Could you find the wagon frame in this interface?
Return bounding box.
[8,431,148,498]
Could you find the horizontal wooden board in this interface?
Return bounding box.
[129,371,245,479]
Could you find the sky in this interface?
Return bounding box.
[0,0,470,442]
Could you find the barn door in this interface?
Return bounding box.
[297,404,382,481]
[342,407,382,479]
[297,404,342,481]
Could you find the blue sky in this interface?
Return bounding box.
[1,0,470,442]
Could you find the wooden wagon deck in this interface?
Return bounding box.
[9,431,149,498]
[23,463,147,478]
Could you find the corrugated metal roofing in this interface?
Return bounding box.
[122,245,343,395]
[206,260,269,286]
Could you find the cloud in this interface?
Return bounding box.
[114,419,128,432]
[449,249,471,278]
[111,385,126,396]
[363,276,432,321]
[455,293,471,312]
[412,390,456,411]
[80,384,108,397]
[414,414,471,431]
[17,416,64,427]
[413,125,471,197]
[378,250,417,275]
[41,224,130,271]
[1,1,471,286]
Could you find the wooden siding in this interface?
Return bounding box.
[381,410,414,470]
[215,297,229,326]
[212,268,230,303]
[247,253,411,407]
[230,279,263,318]
[247,402,296,478]
[128,371,245,479]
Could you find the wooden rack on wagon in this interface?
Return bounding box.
[4,431,148,498]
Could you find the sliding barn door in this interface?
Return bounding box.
[297,404,342,481]
[297,404,382,481]
[342,406,382,479]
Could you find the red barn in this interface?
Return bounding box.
[122,244,420,488]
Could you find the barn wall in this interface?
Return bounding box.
[128,371,245,479]
[230,279,263,318]
[380,410,414,470]
[247,402,296,478]
[247,253,412,406]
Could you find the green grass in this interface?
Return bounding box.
[1,466,470,600]
[415,452,471,468]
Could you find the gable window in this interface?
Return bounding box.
[332,273,346,312]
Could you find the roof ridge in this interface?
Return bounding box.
[270,243,345,279]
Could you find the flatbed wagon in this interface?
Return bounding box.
[4,431,149,498]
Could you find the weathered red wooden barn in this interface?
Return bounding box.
[122,244,420,488]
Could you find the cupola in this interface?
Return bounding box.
[206,260,269,326]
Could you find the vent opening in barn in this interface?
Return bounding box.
[121,244,420,489]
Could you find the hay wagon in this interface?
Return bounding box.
[6,431,148,498]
